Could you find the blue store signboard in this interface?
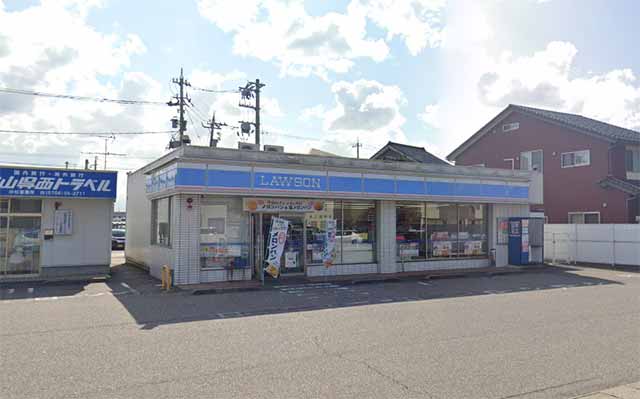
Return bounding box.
[0,167,117,199]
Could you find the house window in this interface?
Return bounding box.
[151,197,171,246]
[520,150,543,172]
[561,150,590,168]
[568,212,600,224]
[504,158,515,169]
[502,122,520,132]
[626,146,640,173]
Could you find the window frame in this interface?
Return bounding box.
[151,197,172,247]
[503,158,515,170]
[568,211,600,224]
[625,146,640,175]
[520,149,543,172]
[502,122,520,133]
[397,202,488,262]
[561,150,591,168]
[0,198,43,275]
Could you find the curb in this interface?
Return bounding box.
[187,265,555,294]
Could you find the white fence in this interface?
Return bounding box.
[544,224,640,266]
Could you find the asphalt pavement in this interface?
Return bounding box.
[0,256,638,399]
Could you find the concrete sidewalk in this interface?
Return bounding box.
[574,382,640,398]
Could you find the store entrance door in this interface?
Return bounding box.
[259,213,305,277]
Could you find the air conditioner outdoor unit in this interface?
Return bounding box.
[238,142,259,151]
[263,145,284,153]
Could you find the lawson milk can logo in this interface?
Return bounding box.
[256,172,324,190]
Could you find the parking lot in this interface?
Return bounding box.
[1,258,638,399]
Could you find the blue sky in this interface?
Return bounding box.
[1,0,639,210]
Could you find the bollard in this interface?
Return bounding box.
[161,265,172,291]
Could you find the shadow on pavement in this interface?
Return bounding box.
[106,263,625,330]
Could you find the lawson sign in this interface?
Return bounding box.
[0,167,117,199]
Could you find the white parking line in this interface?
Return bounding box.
[27,287,34,294]
[120,282,140,295]
[8,288,14,294]
[418,281,431,286]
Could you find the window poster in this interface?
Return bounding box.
[54,209,73,235]
[433,241,452,257]
[497,218,509,244]
[285,252,298,269]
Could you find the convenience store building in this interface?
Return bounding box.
[125,146,543,285]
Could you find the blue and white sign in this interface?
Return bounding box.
[148,164,530,202]
[0,167,117,199]
[254,172,326,192]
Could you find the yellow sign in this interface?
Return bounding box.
[265,264,279,278]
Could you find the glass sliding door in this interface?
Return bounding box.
[0,199,42,275]
[6,216,41,275]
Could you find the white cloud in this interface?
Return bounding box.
[353,0,445,55]
[295,79,409,156]
[196,0,445,78]
[418,103,440,128]
[477,41,640,130]
[421,1,640,158]
[0,1,172,210]
[299,104,326,122]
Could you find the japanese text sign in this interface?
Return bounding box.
[0,167,117,199]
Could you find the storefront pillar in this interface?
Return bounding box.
[377,200,397,273]
[172,194,201,285]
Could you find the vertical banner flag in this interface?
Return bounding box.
[323,219,337,268]
[264,217,289,278]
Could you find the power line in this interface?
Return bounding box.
[0,129,176,136]
[265,131,378,150]
[0,159,138,172]
[0,87,171,106]
[190,85,237,94]
[0,151,158,160]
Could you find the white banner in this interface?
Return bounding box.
[264,217,289,278]
[323,219,337,268]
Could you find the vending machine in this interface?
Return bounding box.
[508,217,531,265]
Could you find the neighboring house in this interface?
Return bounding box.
[371,141,449,165]
[447,104,640,224]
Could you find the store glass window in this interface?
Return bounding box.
[426,203,458,258]
[304,201,338,265]
[0,199,8,214]
[457,204,487,257]
[10,199,41,213]
[200,197,249,269]
[396,203,426,261]
[151,197,171,246]
[340,201,376,264]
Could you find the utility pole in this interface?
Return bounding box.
[202,111,227,148]
[238,79,265,147]
[170,68,190,146]
[65,161,69,169]
[352,137,362,159]
[82,135,126,170]
[84,159,89,170]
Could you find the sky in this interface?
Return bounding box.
[1,0,639,210]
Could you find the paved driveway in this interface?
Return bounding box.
[1,263,638,398]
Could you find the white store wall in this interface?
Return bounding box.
[125,171,175,280]
[40,198,112,269]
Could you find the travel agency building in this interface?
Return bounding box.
[0,165,117,280]
[125,145,543,286]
